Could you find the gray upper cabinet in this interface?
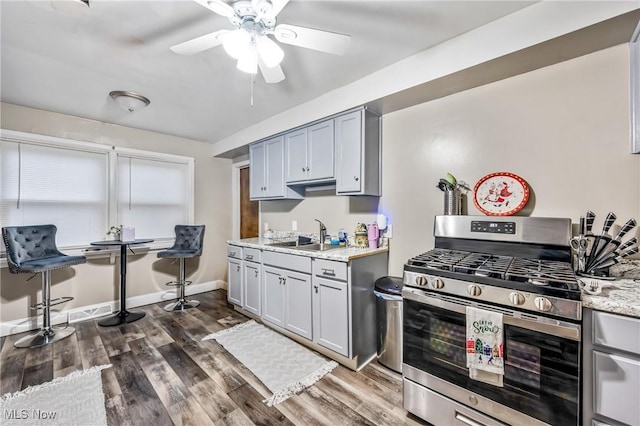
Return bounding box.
[335,108,381,196]
[250,136,303,200]
[285,119,335,184]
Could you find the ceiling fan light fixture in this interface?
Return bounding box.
[256,35,284,68]
[109,91,150,113]
[237,47,258,74]
[222,29,252,59]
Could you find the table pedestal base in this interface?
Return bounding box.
[98,310,145,327]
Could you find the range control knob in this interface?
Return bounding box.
[509,292,525,306]
[534,297,553,312]
[415,276,428,287]
[431,278,444,289]
[467,285,482,297]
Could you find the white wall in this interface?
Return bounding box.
[262,44,640,276]
[0,103,233,323]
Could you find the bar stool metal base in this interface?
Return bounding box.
[164,257,199,312]
[14,326,75,349]
[164,299,200,312]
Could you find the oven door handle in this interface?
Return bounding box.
[403,287,581,341]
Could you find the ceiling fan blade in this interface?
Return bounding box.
[258,56,285,83]
[192,0,235,17]
[274,24,350,56]
[170,30,230,55]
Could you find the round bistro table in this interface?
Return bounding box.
[90,238,153,326]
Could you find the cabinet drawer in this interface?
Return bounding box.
[227,244,242,259]
[593,351,640,425]
[262,251,311,274]
[313,259,347,281]
[593,311,640,355]
[243,247,261,263]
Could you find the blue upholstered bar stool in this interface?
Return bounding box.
[2,225,86,348]
[157,225,205,311]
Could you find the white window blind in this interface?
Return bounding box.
[0,140,109,248]
[116,154,192,241]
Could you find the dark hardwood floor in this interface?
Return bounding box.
[0,290,424,425]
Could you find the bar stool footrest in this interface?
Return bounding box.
[29,296,74,311]
[165,280,193,287]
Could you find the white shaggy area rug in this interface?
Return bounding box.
[0,365,110,425]
[204,320,338,406]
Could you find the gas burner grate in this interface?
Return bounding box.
[506,258,577,287]
[453,253,513,279]
[406,249,469,271]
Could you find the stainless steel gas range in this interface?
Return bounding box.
[402,216,581,426]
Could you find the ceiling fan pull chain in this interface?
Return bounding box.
[250,72,256,107]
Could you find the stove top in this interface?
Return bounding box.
[402,216,581,321]
[406,248,579,292]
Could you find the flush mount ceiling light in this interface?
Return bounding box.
[109,91,150,113]
[170,0,351,84]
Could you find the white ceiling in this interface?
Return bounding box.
[1,0,536,144]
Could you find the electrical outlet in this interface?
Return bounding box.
[292,220,297,231]
[386,224,393,238]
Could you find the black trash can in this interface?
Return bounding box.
[374,276,403,373]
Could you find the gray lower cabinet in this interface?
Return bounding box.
[261,252,313,340]
[283,270,313,340]
[242,249,261,316]
[313,276,349,356]
[262,265,285,327]
[227,257,243,306]
[583,308,640,426]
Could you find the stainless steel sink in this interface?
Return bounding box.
[267,240,313,248]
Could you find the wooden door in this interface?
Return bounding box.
[240,167,259,238]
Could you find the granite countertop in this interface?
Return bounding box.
[581,278,640,319]
[228,237,388,262]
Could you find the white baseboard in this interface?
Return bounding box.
[0,280,226,337]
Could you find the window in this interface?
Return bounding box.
[0,130,194,252]
[116,151,193,242]
[0,137,109,248]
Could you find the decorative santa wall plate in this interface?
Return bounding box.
[473,172,530,216]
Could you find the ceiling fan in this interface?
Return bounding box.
[170,0,351,83]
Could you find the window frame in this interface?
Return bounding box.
[0,129,195,259]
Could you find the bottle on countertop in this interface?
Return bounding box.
[338,228,347,246]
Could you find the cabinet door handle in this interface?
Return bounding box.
[254,270,258,277]
[282,277,286,285]
[321,268,335,276]
[306,167,310,172]
[302,167,306,172]
[353,176,359,181]
[236,265,240,272]
[314,285,319,294]
[245,255,253,260]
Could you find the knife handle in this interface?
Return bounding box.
[585,211,596,235]
[619,246,639,259]
[602,212,617,233]
[615,218,637,241]
[579,217,585,236]
[617,237,637,253]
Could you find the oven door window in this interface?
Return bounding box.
[403,298,579,425]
